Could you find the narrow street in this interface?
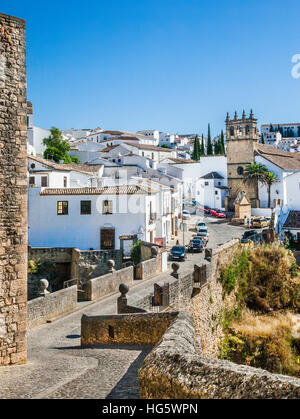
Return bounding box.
[0,217,245,399]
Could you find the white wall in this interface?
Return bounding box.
[28,189,156,250]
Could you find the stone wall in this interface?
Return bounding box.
[84,266,133,301]
[189,239,239,356]
[139,311,300,399]
[74,249,122,281]
[27,285,77,329]
[28,247,123,298]
[81,312,178,346]
[135,256,161,281]
[0,13,28,366]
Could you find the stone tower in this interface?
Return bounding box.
[0,13,27,365]
[225,110,259,211]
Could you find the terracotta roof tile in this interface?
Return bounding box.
[40,185,157,196]
[255,144,300,171]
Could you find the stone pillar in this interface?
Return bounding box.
[0,13,27,366]
[117,284,129,314]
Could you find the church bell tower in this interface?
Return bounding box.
[225,110,259,211]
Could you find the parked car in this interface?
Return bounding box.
[195,221,207,230]
[241,230,262,245]
[196,230,209,246]
[182,210,191,220]
[169,246,186,261]
[188,238,203,253]
[204,206,211,214]
[252,218,269,228]
[214,210,226,218]
[209,208,219,216]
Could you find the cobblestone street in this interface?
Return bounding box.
[0,216,245,399]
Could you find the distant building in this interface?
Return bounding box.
[27,101,50,157]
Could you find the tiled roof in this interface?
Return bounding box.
[255,144,300,171]
[124,143,173,152]
[283,211,300,229]
[40,185,157,196]
[28,155,101,174]
[168,158,198,164]
[201,171,224,179]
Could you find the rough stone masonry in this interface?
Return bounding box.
[0,13,27,365]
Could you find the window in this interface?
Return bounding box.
[41,176,48,187]
[81,200,91,215]
[30,163,35,169]
[215,191,218,195]
[63,176,67,188]
[237,166,244,176]
[204,181,209,186]
[57,201,68,215]
[29,176,35,185]
[218,181,221,186]
[103,200,113,215]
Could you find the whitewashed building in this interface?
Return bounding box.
[28,184,158,250]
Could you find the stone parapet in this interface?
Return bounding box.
[139,311,300,399]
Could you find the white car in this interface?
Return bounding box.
[196,221,207,230]
[182,210,191,220]
[197,227,209,236]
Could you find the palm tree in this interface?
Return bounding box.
[244,162,267,182]
[263,171,278,208]
[243,162,267,202]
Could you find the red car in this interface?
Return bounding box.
[215,210,226,218]
[209,208,218,216]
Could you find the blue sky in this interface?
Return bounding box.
[3,0,300,136]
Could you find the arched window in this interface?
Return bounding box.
[230,126,234,136]
[245,125,250,135]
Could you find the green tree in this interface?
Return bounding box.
[43,127,79,164]
[192,135,200,161]
[220,130,225,154]
[200,134,205,156]
[244,162,267,200]
[130,240,141,265]
[207,123,213,155]
[263,171,278,208]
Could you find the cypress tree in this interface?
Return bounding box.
[261,133,265,144]
[220,130,225,154]
[192,135,200,161]
[207,123,213,155]
[200,134,205,155]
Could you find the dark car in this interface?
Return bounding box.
[169,245,186,261]
[241,230,262,244]
[188,238,203,253]
[196,231,209,246]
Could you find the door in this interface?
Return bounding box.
[100,228,115,250]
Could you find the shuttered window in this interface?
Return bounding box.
[101,229,115,250]
[81,200,91,215]
[103,200,113,215]
[41,176,48,187]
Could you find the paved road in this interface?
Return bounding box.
[0,217,245,399]
[167,214,245,269]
